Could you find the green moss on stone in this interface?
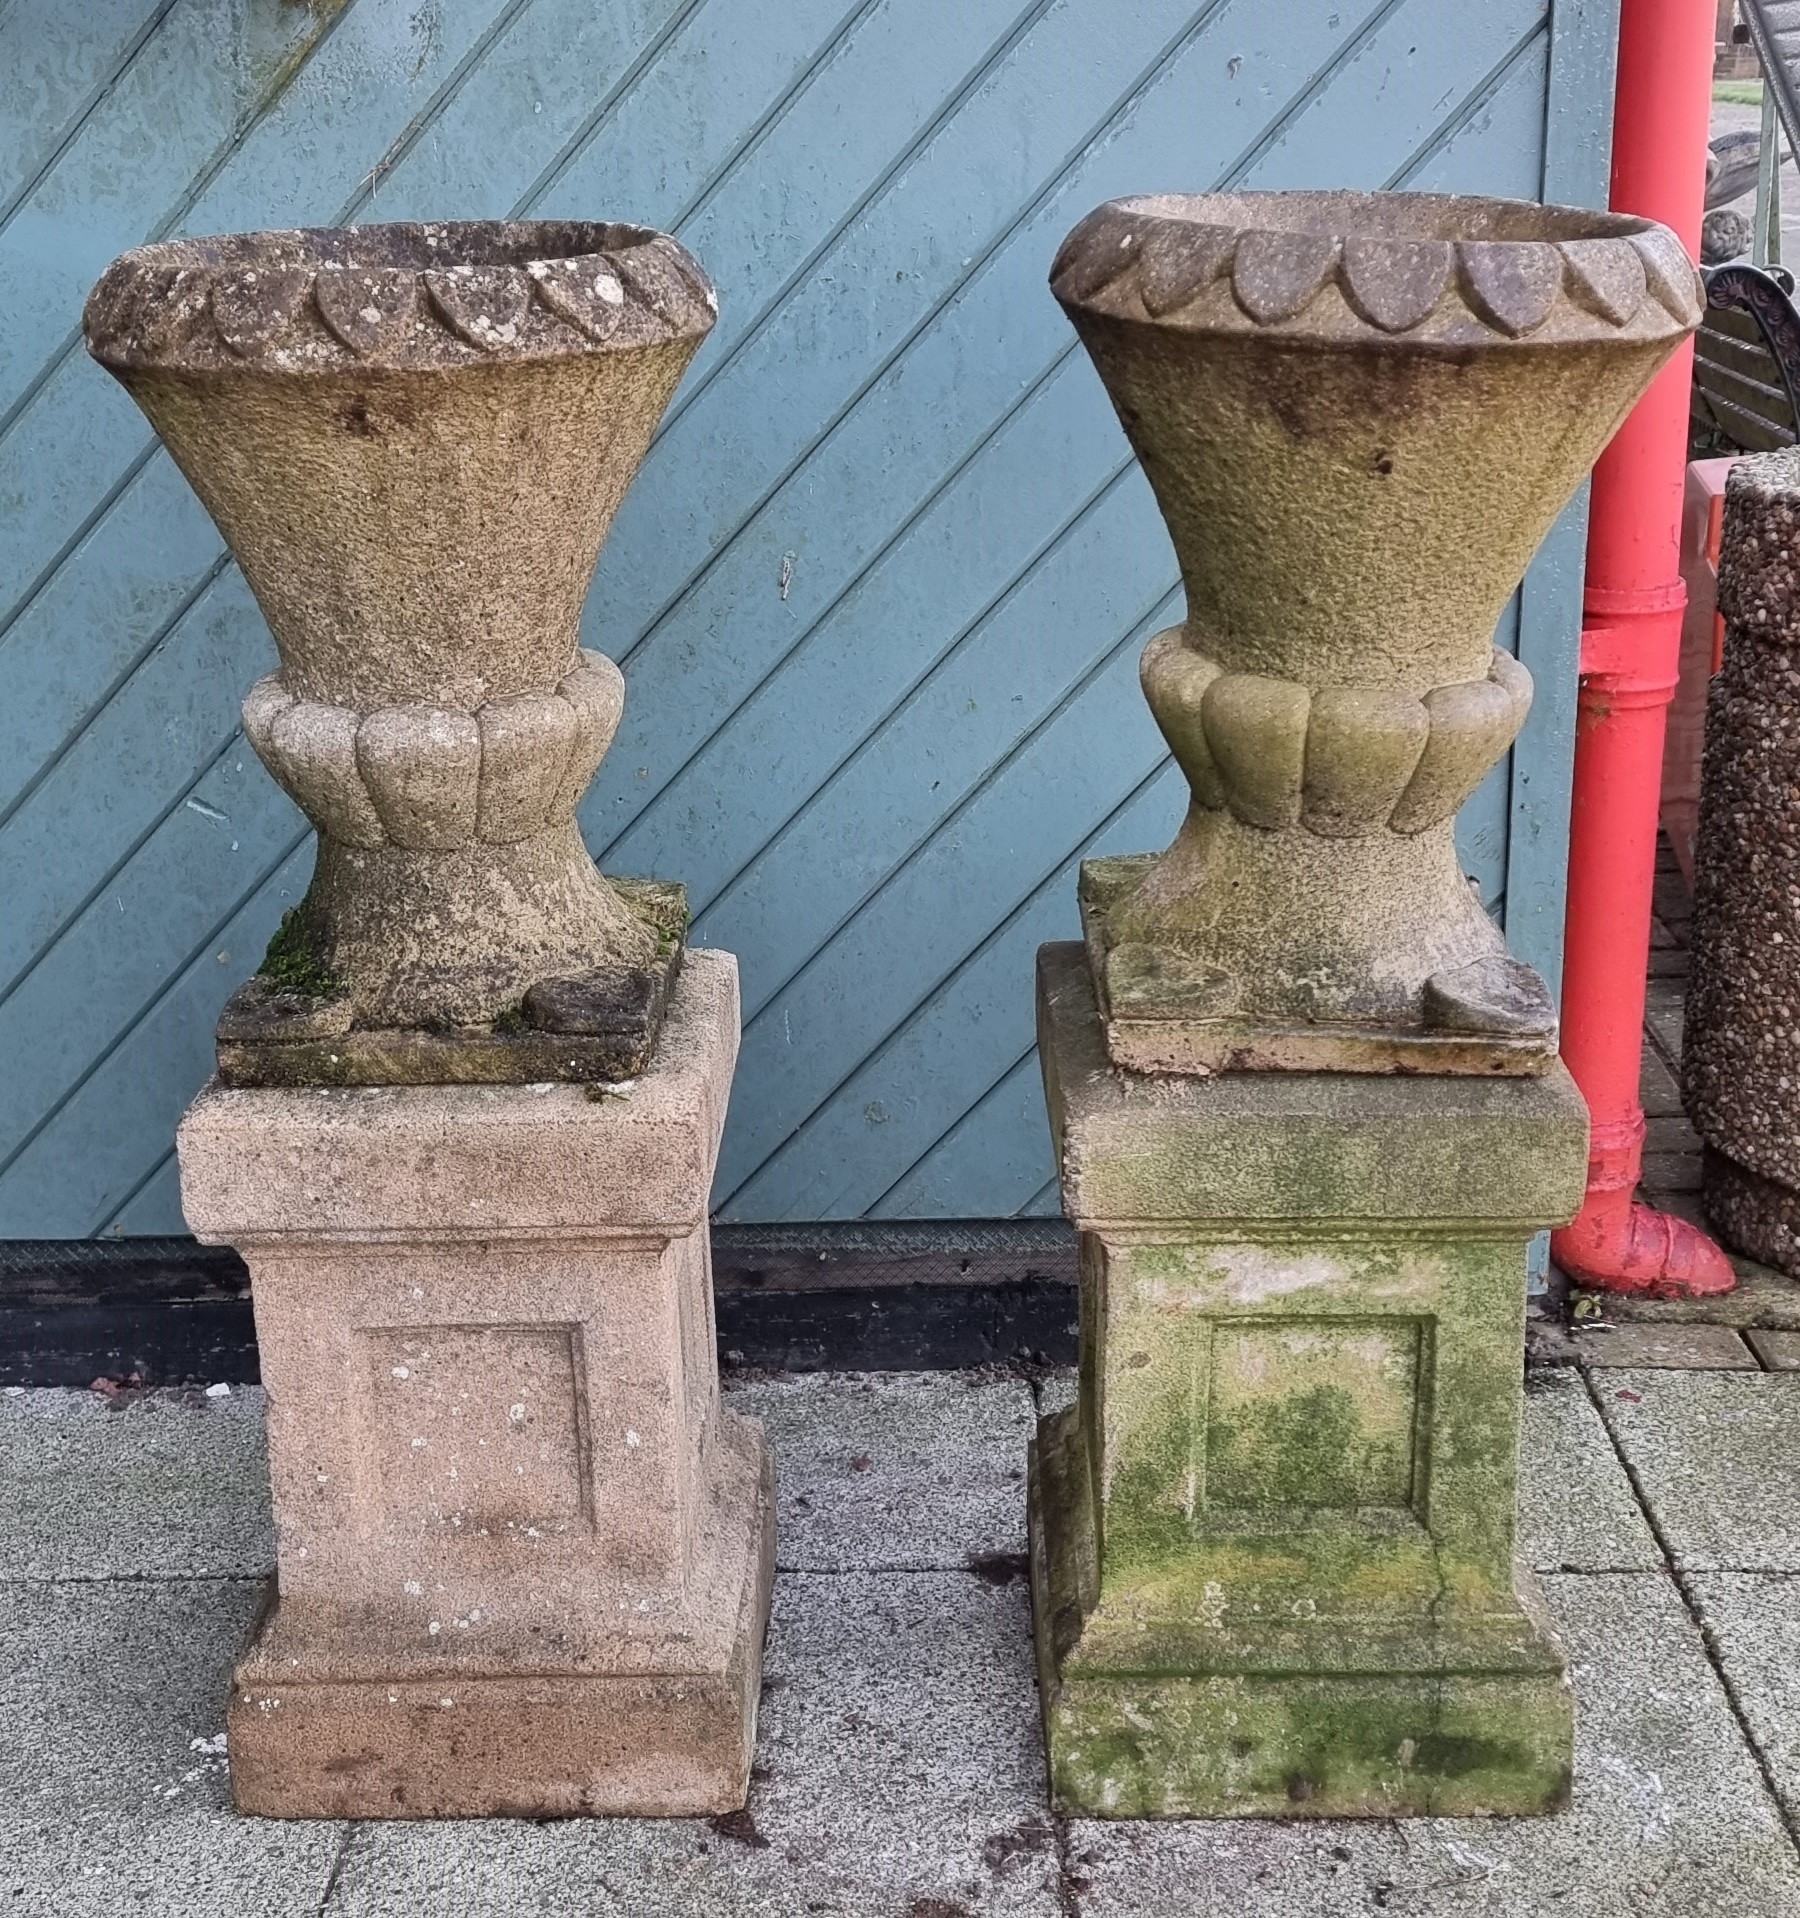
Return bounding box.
[257,909,341,999]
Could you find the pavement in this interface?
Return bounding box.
[6,1349,1800,1917]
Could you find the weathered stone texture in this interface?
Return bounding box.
[1028,944,1588,1818]
[1051,191,1698,1073]
[178,952,775,1818]
[1686,448,1800,1272]
[85,222,714,1074]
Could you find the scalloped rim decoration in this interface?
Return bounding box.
[84,226,718,373]
[1050,196,1702,345]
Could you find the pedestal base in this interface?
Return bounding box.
[1029,1406,1570,1819]
[180,950,771,1819]
[1029,942,1585,1820]
[228,1418,773,1818]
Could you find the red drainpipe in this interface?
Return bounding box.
[1551,0,1735,1296]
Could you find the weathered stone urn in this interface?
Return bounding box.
[1053,192,1703,1074]
[85,220,713,1084]
[87,225,774,1819]
[1029,193,1698,1820]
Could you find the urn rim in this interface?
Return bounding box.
[83,219,717,375]
[1051,190,1701,346]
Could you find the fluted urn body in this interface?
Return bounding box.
[1054,192,1701,1074]
[85,221,714,1082]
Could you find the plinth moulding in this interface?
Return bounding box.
[86,223,774,1818]
[1029,192,1698,1819]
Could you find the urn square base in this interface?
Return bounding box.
[179,949,774,1819]
[1029,943,1586,1819]
[1079,855,1559,1077]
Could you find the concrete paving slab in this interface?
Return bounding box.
[0,1385,272,1580]
[1579,1324,1757,1370]
[724,1371,1035,1572]
[1516,1369,1662,1573]
[1748,1329,1800,1370]
[1065,1573,1800,1916]
[1601,1369,1800,1570]
[1639,1151,1702,1198]
[326,1569,1058,1917]
[1592,1255,1800,1329]
[1689,1572,1800,1825]
[0,1577,342,1917]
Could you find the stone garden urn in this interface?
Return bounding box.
[85,220,715,1084]
[1052,191,1702,1074]
[85,225,776,1821]
[1028,192,1698,1822]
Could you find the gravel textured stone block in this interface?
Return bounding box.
[0,1579,342,1916]
[0,1385,272,1580]
[327,1569,1058,1917]
[1065,1573,1800,1916]
[1601,1369,1800,1568]
[1516,1370,1662,1572]
[724,1371,1035,1571]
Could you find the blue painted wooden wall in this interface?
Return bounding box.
[0,0,1616,1234]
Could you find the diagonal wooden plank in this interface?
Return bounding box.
[0,0,1595,1232]
[870,1048,1050,1219]
[0,744,300,1171]
[0,0,553,631]
[674,0,1546,1018]
[0,840,311,1236]
[580,0,1350,853]
[0,0,923,1212]
[722,763,1184,1220]
[0,567,275,1000]
[609,356,1135,913]
[710,585,1178,1199]
[0,0,343,426]
[689,461,1161,1018]
[97,1144,181,1236]
[0,0,175,226]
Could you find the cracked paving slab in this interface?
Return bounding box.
[1063,1573,1800,1917]
[325,1567,1059,1917]
[1688,1571,1800,1828]
[1515,1368,1662,1573]
[0,1577,342,1917]
[723,1369,1036,1572]
[1597,1369,1800,1570]
[0,1385,273,1581]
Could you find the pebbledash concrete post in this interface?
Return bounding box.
[1029,192,1701,1817]
[84,224,773,1817]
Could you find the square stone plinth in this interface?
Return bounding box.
[176,949,774,1819]
[1029,943,1588,1819]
